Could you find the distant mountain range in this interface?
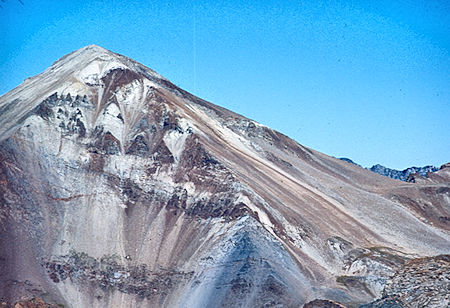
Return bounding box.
[338,158,439,181]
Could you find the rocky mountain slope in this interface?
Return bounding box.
[338,158,439,182]
[0,45,449,308]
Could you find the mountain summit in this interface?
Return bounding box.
[0,46,448,307]
[0,45,166,140]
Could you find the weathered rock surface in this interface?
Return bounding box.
[382,255,449,307]
[303,299,347,308]
[369,164,439,182]
[358,295,405,308]
[0,297,61,308]
[0,45,449,307]
[407,163,450,184]
[359,255,449,308]
[338,158,441,182]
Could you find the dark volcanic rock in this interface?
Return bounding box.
[303,299,347,308]
[369,164,438,182]
[339,158,440,182]
[338,157,361,167]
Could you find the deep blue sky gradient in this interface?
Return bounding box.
[1,0,449,169]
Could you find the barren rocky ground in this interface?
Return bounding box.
[0,45,448,307]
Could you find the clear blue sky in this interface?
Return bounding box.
[1,0,449,169]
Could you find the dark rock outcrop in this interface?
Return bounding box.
[303,299,347,308]
[369,164,438,182]
[338,158,441,182]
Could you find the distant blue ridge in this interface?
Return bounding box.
[338,158,438,182]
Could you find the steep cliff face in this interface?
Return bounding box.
[0,45,449,308]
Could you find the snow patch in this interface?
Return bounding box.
[183,181,196,194]
[237,194,275,236]
[163,119,192,163]
[54,80,89,97]
[96,103,124,147]
[76,57,128,84]
[284,223,305,248]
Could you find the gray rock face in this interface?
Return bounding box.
[369,164,439,182]
[358,295,405,308]
[0,45,449,308]
[338,158,361,167]
[382,255,450,307]
[338,158,439,182]
[358,254,450,308]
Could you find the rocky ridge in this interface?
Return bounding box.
[369,164,439,182]
[338,158,440,182]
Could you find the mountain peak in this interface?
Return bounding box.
[1,47,449,308]
[68,44,111,57]
[81,44,109,52]
[48,44,149,82]
[0,46,166,141]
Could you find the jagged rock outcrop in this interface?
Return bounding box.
[368,164,439,182]
[338,158,441,182]
[382,255,449,307]
[0,45,449,307]
[359,255,449,308]
[338,158,361,167]
[407,163,450,184]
